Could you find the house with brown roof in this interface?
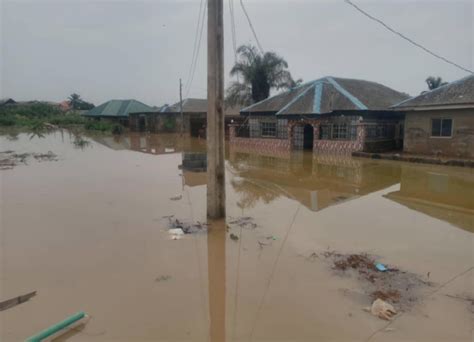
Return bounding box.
[129,98,244,137]
[392,75,474,159]
[230,76,409,155]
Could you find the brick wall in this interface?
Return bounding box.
[404,109,474,159]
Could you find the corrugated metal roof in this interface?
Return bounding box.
[392,75,474,109]
[241,76,409,115]
[84,100,155,117]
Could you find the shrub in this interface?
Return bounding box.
[0,116,16,126]
[112,124,124,135]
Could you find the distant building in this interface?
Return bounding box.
[392,75,474,159]
[129,98,244,137]
[0,98,16,107]
[230,76,409,154]
[83,99,155,125]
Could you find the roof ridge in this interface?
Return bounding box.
[326,77,368,110]
[276,83,316,115]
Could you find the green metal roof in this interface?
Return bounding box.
[83,99,155,117]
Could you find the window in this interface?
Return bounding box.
[320,125,331,139]
[261,122,277,137]
[431,118,452,137]
[332,124,348,140]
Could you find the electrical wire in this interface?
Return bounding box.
[239,0,264,54]
[344,0,473,74]
[185,0,205,92]
[185,0,208,98]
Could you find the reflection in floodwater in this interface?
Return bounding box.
[207,220,226,342]
[227,149,402,213]
[385,165,474,232]
[1,131,473,341]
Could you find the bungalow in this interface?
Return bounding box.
[129,98,244,137]
[0,98,16,107]
[392,75,474,159]
[230,76,409,154]
[83,99,155,125]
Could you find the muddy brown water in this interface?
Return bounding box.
[1,131,473,341]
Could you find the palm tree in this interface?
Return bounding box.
[226,45,301,107]
[68,93,82,109]
[425,76,448,91]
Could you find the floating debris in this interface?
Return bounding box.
[165,217,208,235]
[0,291,37,311]
[228,216,258,230]
[366,298,397,321]
[230,233,239,241]
[0,151,58,170]
[318,251,432,312]
[155,275,172,282]
[169,195,182,201]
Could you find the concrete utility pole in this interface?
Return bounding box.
[179,78,184,136]
[207,0,225,218]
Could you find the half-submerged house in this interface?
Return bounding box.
[392,75,474,159]
[83,99,155,125]
[230,76,409,154]
[129,98,243,137]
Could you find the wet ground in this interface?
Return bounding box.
[0,130,473,341]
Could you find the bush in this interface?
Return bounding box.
[0,116,16,126]
[84,120,112,132]
[112,124,124,135]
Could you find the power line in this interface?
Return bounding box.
[229,0,240,83]
[229,0,238,64]
[185,0,208,98]
[185,0,205,92]
[344,0,473,74]
[239,0,264,54]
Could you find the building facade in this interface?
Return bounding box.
[230,77,408,155]
[393,75,474,159]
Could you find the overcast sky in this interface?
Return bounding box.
[1,0,472,106]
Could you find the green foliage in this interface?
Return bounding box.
[112,124,124,135]
[425,76,448,91]
[163,117,176,131]
[84,120,113,132]
[68,93,95,110]
[0,116,16,126]
[226,44,301,107]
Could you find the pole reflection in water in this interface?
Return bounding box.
[207,219,226,342]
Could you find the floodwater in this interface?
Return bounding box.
[0,130,473,341]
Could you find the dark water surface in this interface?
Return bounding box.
[1,131,472,341]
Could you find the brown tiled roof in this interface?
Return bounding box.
[392,75,474,109]
[241,76,409,115]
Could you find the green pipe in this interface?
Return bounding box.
[25,311,86,342]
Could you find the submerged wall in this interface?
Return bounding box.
[230,116,403,155]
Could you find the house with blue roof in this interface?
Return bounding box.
[231,76,410,154]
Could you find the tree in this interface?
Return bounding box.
[68,93,94,110]
[425,76,448,91]
[68,93,82,109]
[225,45,301,107]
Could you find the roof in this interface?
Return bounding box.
[151,98,240,116]
[392,75,474,110]
[0,98,16,106]
[241,76,410,115]
[84,99,154,117]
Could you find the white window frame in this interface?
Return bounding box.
[430,118,453,139]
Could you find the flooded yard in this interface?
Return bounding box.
[1,130,473,341]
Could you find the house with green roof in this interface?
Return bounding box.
[83,99,155,125]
